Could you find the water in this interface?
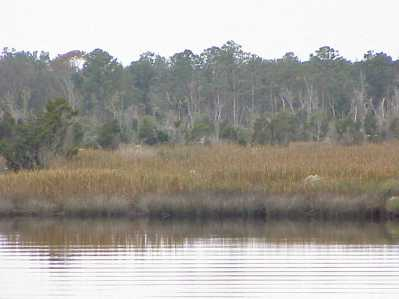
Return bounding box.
[0,219,399,299]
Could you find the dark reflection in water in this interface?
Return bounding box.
[0,218,399,298]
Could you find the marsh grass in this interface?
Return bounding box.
[1,142,399,218]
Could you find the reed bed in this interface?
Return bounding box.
[1,142,399,218]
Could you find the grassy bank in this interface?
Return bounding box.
[1,142,399,218]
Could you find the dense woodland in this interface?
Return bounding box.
[1,41,399,160]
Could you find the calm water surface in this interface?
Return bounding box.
[0,219,399,299]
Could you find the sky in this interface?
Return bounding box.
[0,0,398,65]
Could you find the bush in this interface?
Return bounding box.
[157,130,169,143]
[186,119,213,143]
[252,116,272,145]
[306,112,329,141]
[0,98,79,171]
[97,120,121,149]
[138,116,158,145]
[252,112,297,145]
[138,115,169,145]
[237,128,251,146]
[0,111,15,140]
[334,117,363,145]
[220,125,250,146]
[270,112,298,145]
[389,117,399,139]
[364,111,381,142]
[220,125,238,142]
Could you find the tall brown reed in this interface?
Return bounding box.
[0,142,398,217]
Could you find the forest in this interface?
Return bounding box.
[1,41,399,154]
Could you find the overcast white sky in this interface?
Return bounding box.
[0,0,398,64]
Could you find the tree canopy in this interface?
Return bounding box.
[0,42,398,151]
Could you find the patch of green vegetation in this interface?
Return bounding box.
[0,98,79,171]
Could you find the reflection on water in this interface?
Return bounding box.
[0,219,399,298]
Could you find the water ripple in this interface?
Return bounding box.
[1,219,399,298]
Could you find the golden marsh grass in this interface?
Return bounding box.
[1,142,399,217]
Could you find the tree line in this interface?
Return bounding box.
[1,41,399,158]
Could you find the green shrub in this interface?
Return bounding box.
[186,119,213,143]
[252,112,297,145]
[220,125,239,142]
[138,116,158,145]
[237,128,251,146]
[138,116,169,145]
[335,117,363,145]
[157,130,169,143]
[220,125,250,146]
[252,116,272,145]
[0,98,79,171]
[306,112,329,141]
[97,120,121,149]
[364,111,382,142]
[389,117,399,139]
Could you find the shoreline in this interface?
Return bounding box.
[0,191,397,220]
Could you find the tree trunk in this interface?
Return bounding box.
[214,92,222,142]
